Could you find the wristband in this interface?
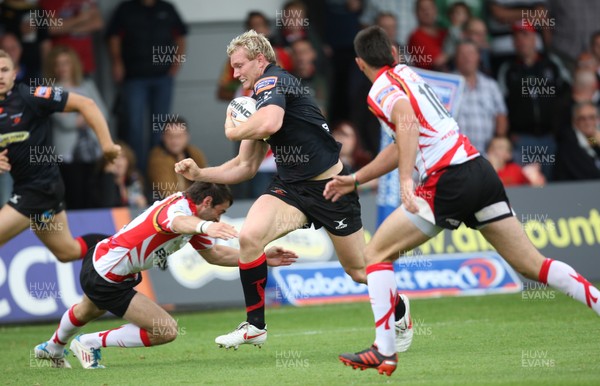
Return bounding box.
[351,173,360,190]
[196,220,211,234]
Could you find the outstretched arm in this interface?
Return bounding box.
[199,245,299,267]
[171,215,238,240]
[175,139,269,184]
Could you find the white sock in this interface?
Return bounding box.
[46,305,85,354]
[540,258,600,315]
[80,324,152,348]
[367,262,397,356]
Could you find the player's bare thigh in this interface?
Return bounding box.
[33,210,82,263]
[479,216,545,280]
[123,292,177,345]
[0,204,31,245]
[365,206,432,266]
[328,228,367,283]
[238,194,308,263]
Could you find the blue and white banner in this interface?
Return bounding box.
[413,68,465,116]
[268,252,522,306]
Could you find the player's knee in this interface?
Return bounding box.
[156,318,178,344]
[346,268,366,284]
[238,230,265,256]
[54,250,77,263]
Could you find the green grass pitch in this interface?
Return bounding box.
[1,288,599,386]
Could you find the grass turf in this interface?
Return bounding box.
[1,288,599,386]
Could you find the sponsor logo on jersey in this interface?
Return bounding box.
[53,87,63,102]
[33,86,52,99]
[270,187,287,196]
[375,85,398,105]
[254,76,278,94]
[0,131,30,147]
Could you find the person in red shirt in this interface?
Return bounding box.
[487,137,545,187]
[406,0,448,70]
[40,0,104,76]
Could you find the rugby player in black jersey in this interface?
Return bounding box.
[0,50,120,262]
[175,30,413,351]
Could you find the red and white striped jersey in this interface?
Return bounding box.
[93,192,215,283]
[367,64,479,181]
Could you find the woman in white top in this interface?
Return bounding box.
[43,45,107,209]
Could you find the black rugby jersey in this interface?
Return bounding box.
[254,64,340,182]
[0,83,69,188]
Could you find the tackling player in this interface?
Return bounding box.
[0,49,121,262]
[175,30,413,351]
[324,26,600,376]
[33,182,298,369]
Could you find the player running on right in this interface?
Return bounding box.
[324,26,600,376]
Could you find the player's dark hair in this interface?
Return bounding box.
[245,11,269,30]
[448,1,471,17]
[185,182,234,207]
[354,26,396,68]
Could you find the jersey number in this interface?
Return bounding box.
[418,83,451,119]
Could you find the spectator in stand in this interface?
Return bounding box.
[546,0,600,73]
[442,2,471,61]
[0,0,51,83]
[106,0,187,171]
[360,0,416,46]
[454,40,508,153]
[323,0,362,123]
[147,117,207,202]
[290,38,328,114]
[44,45,105,209]
[93,141,147,209]
[555,102,600,181]
[216,11,292,101]
[407,0,448,70]
[463,17,493,75]
[487,137,545,187]
[572,69,600,107]
[435,0,483,26]
[0,33,30,83]
[581,31,600,83]
[39,0,104,77]
[275,0,328,77]
[487,0,548,76]
[374,12,398,45]
[497,21,570,180]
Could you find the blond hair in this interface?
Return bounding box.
[0,49,14,67]
[226,29,276,63]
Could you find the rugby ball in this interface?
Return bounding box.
[228,96,257,127]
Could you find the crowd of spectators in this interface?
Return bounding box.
[0,0,598,208]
